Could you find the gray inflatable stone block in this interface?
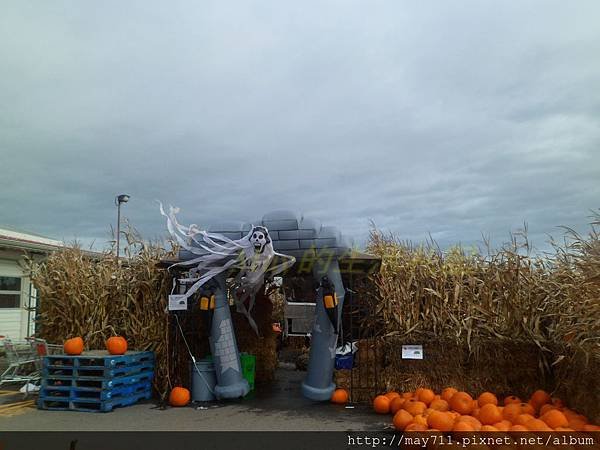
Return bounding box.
[317,226,341,240]
[262,210,300,231]
[273,240,300,250]
[299,217,322,235]
[263,220,300,231]
[207,221,251,233]
[313,238,338,249]
[268,230,279,240]
[284,248,315,259]
[299,229,318,239]
[299,239,316,249]
[277,230,301,240]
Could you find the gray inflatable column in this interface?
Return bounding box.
[209,273,250,399]
[301,259,345,401]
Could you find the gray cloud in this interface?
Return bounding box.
[1,0,599,252]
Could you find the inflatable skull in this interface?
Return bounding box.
[249,226,270,254]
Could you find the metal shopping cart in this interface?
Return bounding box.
[0,336,62,395]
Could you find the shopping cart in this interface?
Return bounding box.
[0,336,62,395]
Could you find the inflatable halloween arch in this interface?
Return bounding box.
[161,207,376,401]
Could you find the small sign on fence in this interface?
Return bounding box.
[168,295,188,311]
[401,344,424,360]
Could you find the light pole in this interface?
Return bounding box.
[115,194,130,259]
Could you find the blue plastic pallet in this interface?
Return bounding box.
[41,370,154,390]
[44,351,154,369]
[40,380,151,401]
[38,389,151,412]
[43,362,154,379]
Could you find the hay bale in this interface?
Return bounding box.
[295,350,309,370]
[232,290,278,384]
[553,344,600,423]
[335,337,552,403]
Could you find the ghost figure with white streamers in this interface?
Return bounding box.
[159,203,295,334]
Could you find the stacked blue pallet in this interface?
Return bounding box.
[38,351,154,412]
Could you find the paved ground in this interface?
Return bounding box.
[0,368,387,431]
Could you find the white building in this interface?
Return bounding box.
[0,227,62,339]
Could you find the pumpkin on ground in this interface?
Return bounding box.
[427,411,454,432]
[385,391,400,400]
[106,336,128,355]
[541,409,568,429]
[504,395,521,405]
[477,392,498,407]
[417,388,436,406]
[393,409,413,430]
[530,390,551,411]
[63,337,84,355]
[450,392,474,415]
[403,399,427,416]
[441,387,458,402]
[373,386,600,432]
[169,387,190,407]
[479,404,503,425]
[389,396,405,414]
[373,395,390,414]
[331,388,349,404]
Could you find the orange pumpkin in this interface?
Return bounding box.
[331,388,349,404]
[477,392,498,407]
[541,409,568,429]
[479,404,502,425]
[169,386,190,407]
[456,415,482,431]
[530,390,551,410]
[450,391,474,415]
[441,387,458,402]
[403,399,427,416]
[503,403,522,422]
[385,391,400,400]
[514,413,535,426]
[106,336,128,355]
[417,388,435,406]
[520,402,535,415]
[404,422,428,431]
[393,409,414,431]
[63,337,84,355]
[427,410,454,432]
[503,395,521,405]
[453,420,476,432]
[373,395,390,414]
[525,418,551,431]
[389,396,405,414]
[429,399,450,412]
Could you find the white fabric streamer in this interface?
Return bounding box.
[159,202,295,334]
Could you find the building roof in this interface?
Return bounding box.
[0,226,63,254]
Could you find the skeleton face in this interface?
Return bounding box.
[249,226,270,254]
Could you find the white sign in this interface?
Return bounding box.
[402,345,424,360]
[168,294,188,311]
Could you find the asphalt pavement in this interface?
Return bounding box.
[0,368,386,431]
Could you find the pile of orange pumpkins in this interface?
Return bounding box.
[63,335,128,355]
[362,388,600,432]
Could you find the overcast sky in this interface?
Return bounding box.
[1,1,599,252]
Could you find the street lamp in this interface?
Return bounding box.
[115,194,130,259]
